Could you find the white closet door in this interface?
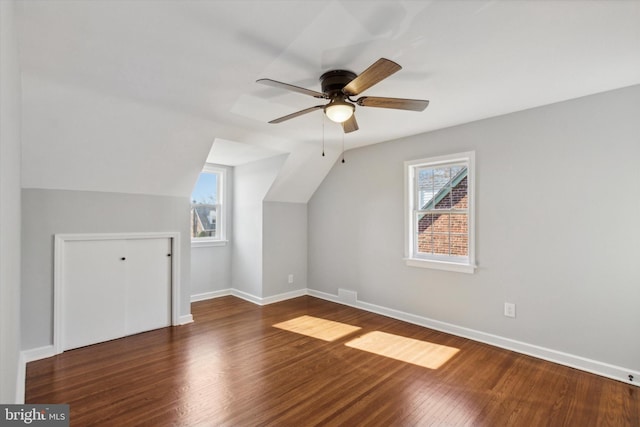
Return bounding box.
[62,237,172,351]
[63,239,127,350]
[124,238,171,335]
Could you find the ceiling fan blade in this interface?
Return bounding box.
[341,58,402,96]
[257,78,326,98]
[356,96,429,111]
[342,115,359,133]
[268,105,324,124]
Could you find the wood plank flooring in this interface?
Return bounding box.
[26,296,639,426]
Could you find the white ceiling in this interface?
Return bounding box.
[15,0,640,200]
[207,138,284,166]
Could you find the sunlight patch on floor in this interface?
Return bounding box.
[273,315,362,341]
[345,331,459,369]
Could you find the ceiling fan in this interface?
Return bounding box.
[256,58,429,133]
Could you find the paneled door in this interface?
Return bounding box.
[62,237,171,351]
[63,239,127,350]
[123,238,171,335]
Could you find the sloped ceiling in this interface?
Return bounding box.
[15,1,640,201]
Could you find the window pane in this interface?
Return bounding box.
[450,234,468,257]
[418,165,469,210]
[431,233,450,256]
[451,213,468,235]
[417,234,433,255]
[417,213,430,254]
[431,213,450,233]
[417,213,434,254]
[451,176,468,210]
[417,212,438,234]
[191,173,217,205]
[191,172,219,239]
[434,189,452,210]
[417,168,434,207]
[432,167,450,196]
[450,165,464,177]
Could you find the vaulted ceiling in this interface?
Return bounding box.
[15,1,640,201]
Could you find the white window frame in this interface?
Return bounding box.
[191,164,227,247]
[404,151,476,274]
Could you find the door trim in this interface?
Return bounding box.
[53,232,181,354]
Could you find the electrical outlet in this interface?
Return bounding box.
[504,302,516,318]
[288,274,294,284]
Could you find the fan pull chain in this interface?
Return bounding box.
[341,132,345,163]
[322,114,325,157]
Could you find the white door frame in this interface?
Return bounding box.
[53,232,181,354]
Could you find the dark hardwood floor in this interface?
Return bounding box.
[26,296,639,426]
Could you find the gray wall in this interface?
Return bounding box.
[263,201,307,297]
[0,0,22,403]
[190,164,233,296]
[231,155,287,298]
[191,245,232,296]
[308,85,640,372]
[21,189,191,350]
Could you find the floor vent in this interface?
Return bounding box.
[338,289,357,305]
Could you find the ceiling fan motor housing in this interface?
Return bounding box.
[320,70,357,98]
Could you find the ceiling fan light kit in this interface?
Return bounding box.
[324,100,354,123]
[257,58,429,134]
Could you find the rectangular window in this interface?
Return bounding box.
[190,164,226,245]
[405,151,475,273]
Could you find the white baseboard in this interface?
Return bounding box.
[16,352,26,404]
[178,314,194,325]
[17,345,57,403]
[191,289,232,302]
[307,289,345,304]
[231,288,308,306]
[261,289,308,305]
[230,289,263,305]
[308,289,639,387]
[21,345,56,363]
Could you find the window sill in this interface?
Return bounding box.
[191,239,228,248]
[404,258,476,274]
